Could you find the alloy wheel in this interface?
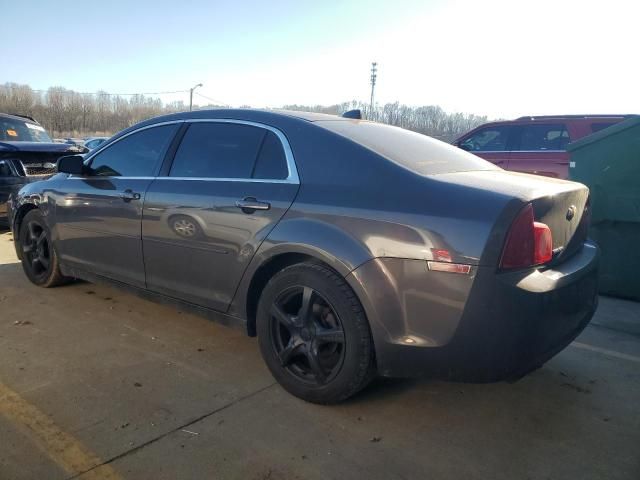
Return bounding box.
[22,221,51,276]
[269,286,346,385]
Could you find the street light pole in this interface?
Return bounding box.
[189,83,203,111]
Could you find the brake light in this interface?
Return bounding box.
[500,204,553,270]
[533,222,552,264]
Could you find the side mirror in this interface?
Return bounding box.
[458,143,472,151]
[57,155,86,175]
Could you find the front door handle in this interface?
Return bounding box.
[235,197,271,213]
[121,189,141,202]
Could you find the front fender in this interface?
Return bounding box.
[10,182,52,258]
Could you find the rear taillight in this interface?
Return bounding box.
[533,222,552,264]
[500,204,553,270]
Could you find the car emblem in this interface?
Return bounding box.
[566,205,576,221]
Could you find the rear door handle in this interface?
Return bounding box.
[121,189,141,202]
[235,197,271,212]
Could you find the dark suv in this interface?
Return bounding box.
[453,115,631,179]
[0,113,88,225]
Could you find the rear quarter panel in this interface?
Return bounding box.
[230,123,517,321]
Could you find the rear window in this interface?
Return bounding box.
[0,118,52,142]
[591,122,616,133]
[319,121,497,175]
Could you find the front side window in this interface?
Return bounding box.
[170,122,288,180]
[89,124,177,177]
[459,126,513,152]
[516,124,570,151]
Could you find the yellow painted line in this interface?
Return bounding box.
[0,380,122,480]
[570,341,640,364]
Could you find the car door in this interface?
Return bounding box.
[54,122,180,287]
[142,120,299,311]
[507,123,571,178]
[456,125,516,168]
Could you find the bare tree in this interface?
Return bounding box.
[1,82,489,141]
[284,100,488,142]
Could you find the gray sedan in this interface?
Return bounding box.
[10,109,598,403]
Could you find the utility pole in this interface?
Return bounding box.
[369,62,378,119]
[189,83,203,111]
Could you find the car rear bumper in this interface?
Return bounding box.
[348,242,599,381]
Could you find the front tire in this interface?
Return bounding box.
[19,209,68,288]
[257,262,376,404]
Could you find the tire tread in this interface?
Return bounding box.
[258,261,376,404]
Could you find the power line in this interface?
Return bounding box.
[194,91,230,107]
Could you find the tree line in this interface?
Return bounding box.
[283,101,488,142]
[1,83,488,142]
[0,83,196,137]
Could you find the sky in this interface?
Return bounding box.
[3,0,639,119]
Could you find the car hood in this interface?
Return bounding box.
[0,141,88,154]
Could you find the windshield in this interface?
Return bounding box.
[0,118,53,142]
[319,120,498,176]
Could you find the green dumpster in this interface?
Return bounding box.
[568,116,640,300]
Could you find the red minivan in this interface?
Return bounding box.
[453,115,631,179]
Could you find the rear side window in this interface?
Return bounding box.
[89,124,177,177]
[170,123,288,180]
[459,126,514,152]
[516,124,570,151]
[319,121,497,176]
[253,131,288,179]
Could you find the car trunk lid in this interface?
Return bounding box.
[432,170,590,265]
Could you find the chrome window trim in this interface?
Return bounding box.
[66,176,157,180]
[151,177,295,184]
[177,118,299,184]
[81,118,299,184]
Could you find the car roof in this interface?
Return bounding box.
[483,115,633,127]
[272,109,352,122]
[140,108,352,126]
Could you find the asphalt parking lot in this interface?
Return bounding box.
[0,230,639,480]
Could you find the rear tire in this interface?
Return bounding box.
[257,262,376,404]
[19,209,68,288]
